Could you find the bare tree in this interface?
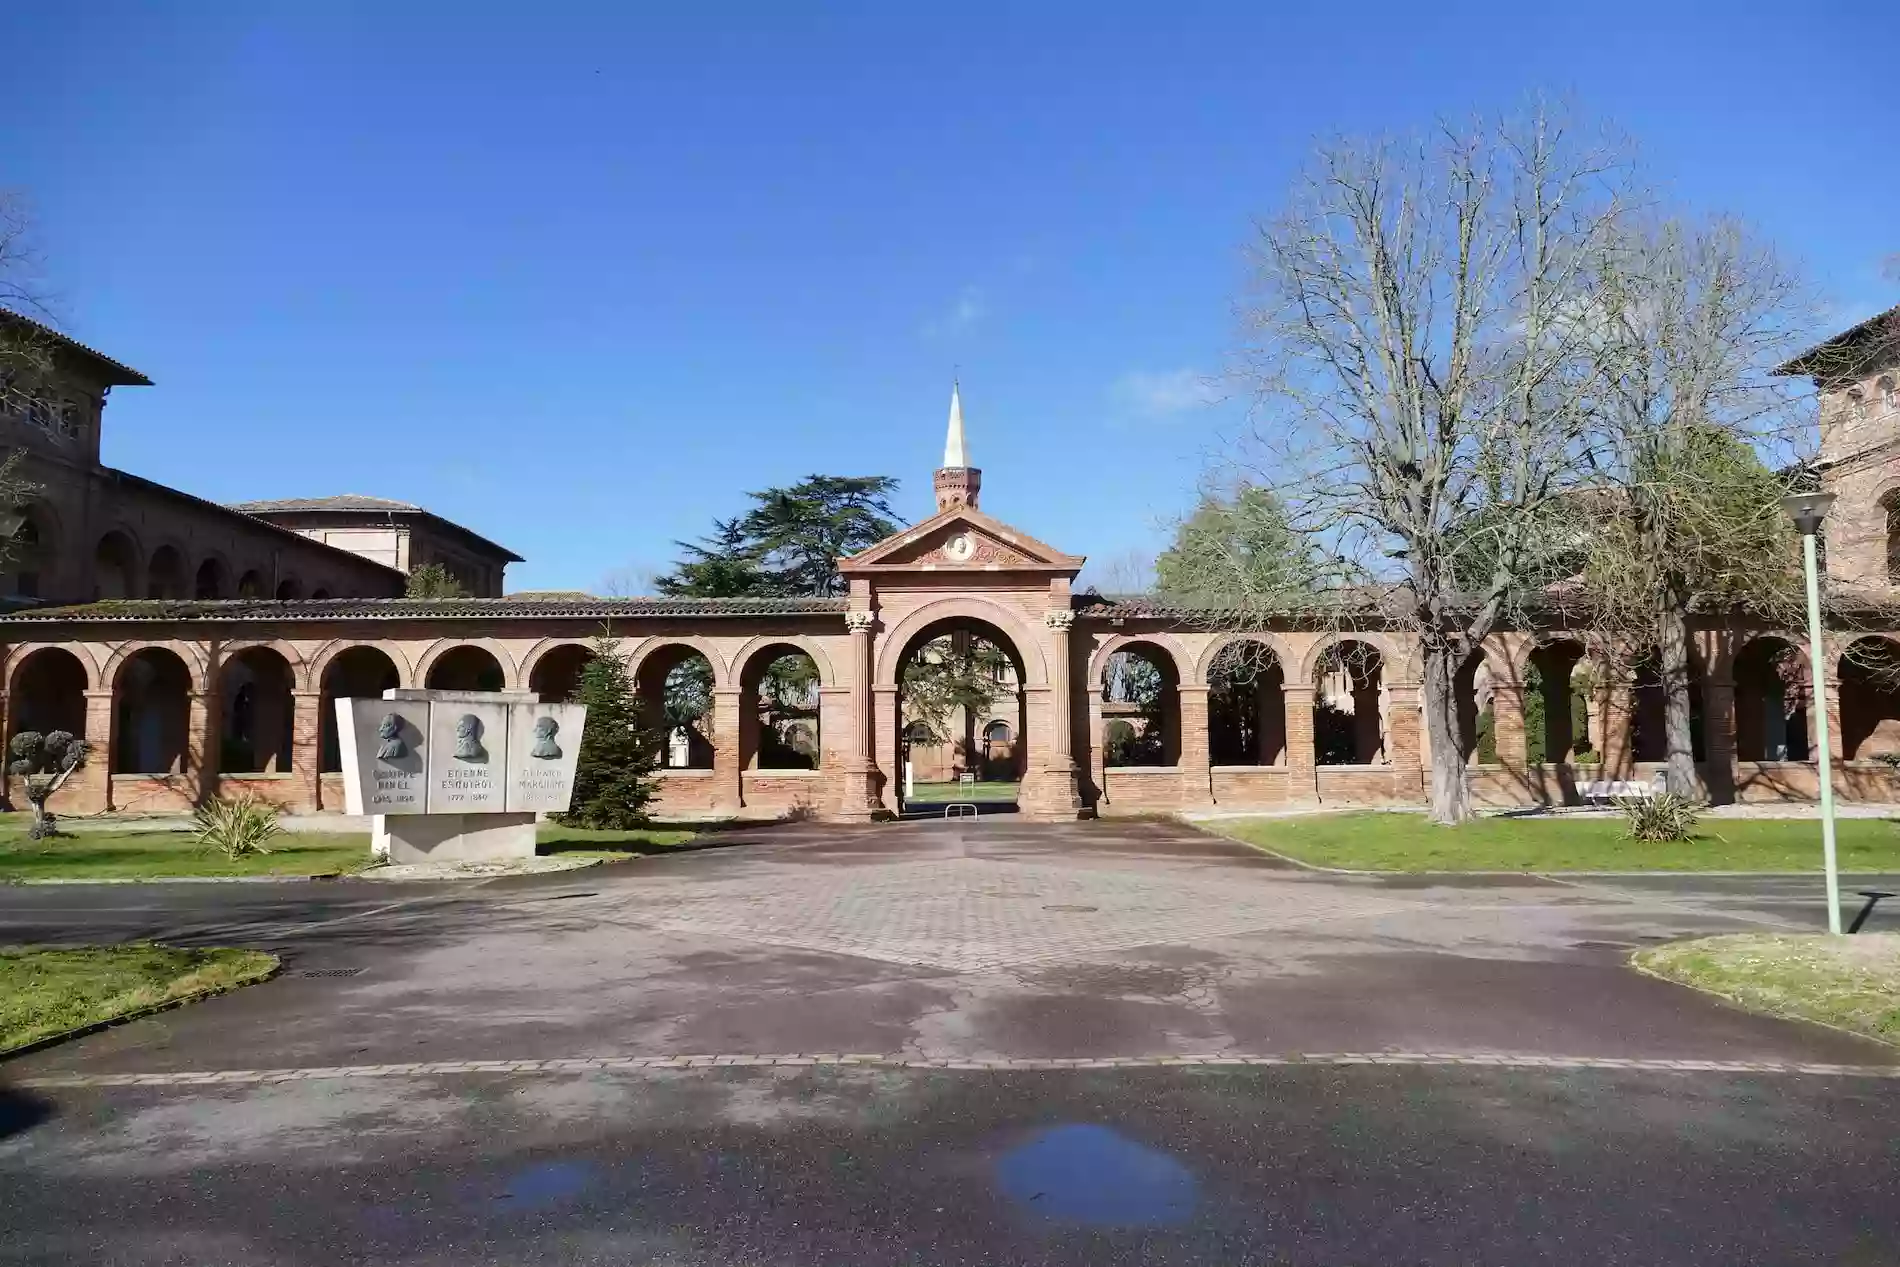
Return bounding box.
[1078,548,1158,596]
[1231,105,1637,824]
[1573,218,1813,796]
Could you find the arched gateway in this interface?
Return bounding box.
[0,383,1888,819]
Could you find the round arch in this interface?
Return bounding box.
[235,569,266,599]
[111,646,194,774]
[6,641,102,695]
[627,636,731,690]
[7,646,91,741]
[1089,630,1192,691]
[146,541,188,599]
[730,633,836,689]
[308,639,416,693]
[524,640,594,703]
[873,597,1048,688]
[736,639,829,771]
[101,640,208,695]
[220,639,312,691]
[193,554,233,600]
[93,526,144,600]
[218,644,297,773]
[415,639,519,691]
[1294,632,1412,686]
[1190,632,1296,687]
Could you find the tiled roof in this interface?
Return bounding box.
[228,495,423,513]
[1,308,152,386]
[229,494,524,563]
[0,596,850,624]
[1778,303,1900,376]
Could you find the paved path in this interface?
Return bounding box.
[4,817,1894,1076]
[5,818,1899,1264]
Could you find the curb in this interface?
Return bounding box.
[0,955,283,1062]
[1195,823,1900,882]
[1629,942,1900,1052]
[5,874,354,886]
[17,1048,1900,1088]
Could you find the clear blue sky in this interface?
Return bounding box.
[4,2,1894,592]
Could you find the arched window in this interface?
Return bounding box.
[1847,386,1867,420]
[1886,492,1900,586]
[1881,376,1898,411]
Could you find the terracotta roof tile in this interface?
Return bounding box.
[0,596,849,624]
[1,308,151,387]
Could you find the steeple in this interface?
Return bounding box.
[933,380,982,512]
[943,380,968,468]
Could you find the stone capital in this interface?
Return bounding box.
[1043,608,1076,632]
[844,610,877,635]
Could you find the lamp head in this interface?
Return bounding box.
[1781,491,1836,537]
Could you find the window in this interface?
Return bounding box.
[1847,387,1867,421]
[1880,376,1897,411]
[1888,500,1900,585]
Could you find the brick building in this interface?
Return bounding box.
[1,309,1898,821]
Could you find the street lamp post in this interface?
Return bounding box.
[1781,491,1841,935]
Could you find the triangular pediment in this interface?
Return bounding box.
[842,506,1084,574]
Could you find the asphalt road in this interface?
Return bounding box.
[4,1064,1897,1266]
[3,819,1897,1265]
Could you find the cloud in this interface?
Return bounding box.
[922,286,986,337]
[1110,368,1218,419]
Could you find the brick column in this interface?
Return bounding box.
[1257,678,1286,765]
[1087,696,1106,811]
[709,687,743,813]
[1700,676,1737,804]
[76,688,115,813]
[1385,683,1423,802]
[1178,683,1212,806]
[837,610,882,818]
[1023,609,1082,818]
[186,690,216,803]
[1599,678,1635,779]
[290,690,324,814]
[1283,683,1317,803]
[1814,677,1844,763]
[1491,682,1528,770]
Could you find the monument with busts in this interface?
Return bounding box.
[337,688,586,863]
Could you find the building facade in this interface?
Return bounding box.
[0,312,514,606]
[2,309,1899,822]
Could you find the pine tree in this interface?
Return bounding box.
[560,635,657,829]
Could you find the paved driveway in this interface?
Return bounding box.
[4,817,1892,1078]
[7,819,1900,1266]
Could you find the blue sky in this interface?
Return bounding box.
[4,2,1894,592]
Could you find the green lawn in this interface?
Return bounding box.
[535,825,701,863]
[1636,933,1900,1045]
[0,830,375,881]
[1215,811,1900,873]
[0,823,707,880]
[907,780,1020,804]
[0,944,279,1052]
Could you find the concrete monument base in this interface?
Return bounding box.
[375,811,538,865]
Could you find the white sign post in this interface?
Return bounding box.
[337,689,587,864]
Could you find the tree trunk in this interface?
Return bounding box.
[1420,641,1473,825]
[1657,596,1699,798]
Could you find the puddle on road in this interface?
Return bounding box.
[489,1159,599,1212]
[995,1124,1199,1227]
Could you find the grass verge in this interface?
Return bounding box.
[1213,811,1900,872]
[0,944,279,1053]
[535,825,702,863]
[1634,933,1900,1045]
[907,780,1020,804]
[0,831,374,881]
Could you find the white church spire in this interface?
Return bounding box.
[943,380,968,469]
[932,379,982,512]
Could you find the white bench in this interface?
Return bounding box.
[1580,775,1666,806]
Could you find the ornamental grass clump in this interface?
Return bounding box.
[191,793,284,860]
[1617,791,1702,843]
